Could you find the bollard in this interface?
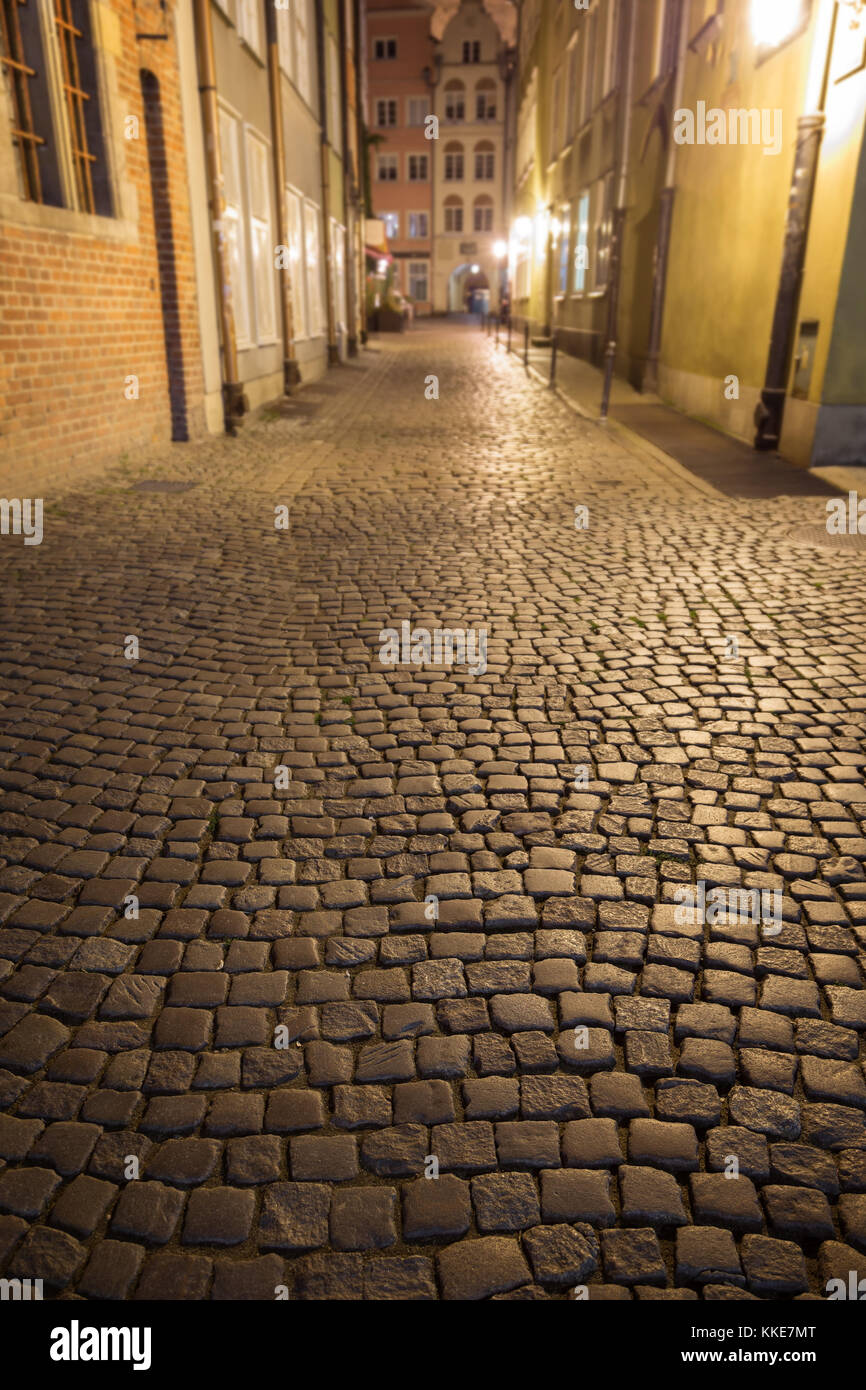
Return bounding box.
[507,315,512,353]
[549,332,558,388]
[523,321,529,368]
[495,315,500,346]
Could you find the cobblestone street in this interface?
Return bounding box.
[2,321,866,1302]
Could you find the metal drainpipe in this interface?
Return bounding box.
[644,0,689,395]
[601,0,638,420]
[265,3,301,391]
[339,0,359,357]
[754,1,840,451]
[314,0,340,366]
[354,0,368,345]
[192,0,247,431]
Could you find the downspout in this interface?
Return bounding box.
[314,0,340,366]
[265,3,301,391]
[426,51,441,314]
[192,0,247,431]
[355,0,368,344]
[754,0,840,451]
[644,0,689,394]
[601,0,637,419]
[339,0,359,356]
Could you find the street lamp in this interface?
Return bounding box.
[493,239,507,260]
[751,0,805,49]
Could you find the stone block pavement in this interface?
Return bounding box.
[1,321,866,1301]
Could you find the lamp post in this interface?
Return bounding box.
[754,0,861,450]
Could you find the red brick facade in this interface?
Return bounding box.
[0,0,204,474]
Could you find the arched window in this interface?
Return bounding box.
[444,195,463,233]
[473,194,493,232]
[474,140,494,181]
[444,141,464,181]
[475,79,496,122]
[444,79,465,123]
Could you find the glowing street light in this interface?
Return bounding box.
[493,239,507,260]
[470,264,480,274]
[751,0,804,50]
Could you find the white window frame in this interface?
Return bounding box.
[407,96,428,126]
[218,103,252,350]
[557,204,571,296]
[444,148,464,181]
[408,211,429,238]
[594,172,614,291]
[573,189,590,293]
[473,199,493,232]
[602,0,620,95]
[376,153,398,182]
[375,98,398,128]
[408,260,429,301]
[286,184,308,340]
[381,211,399,238]
[474,148,494,181]
[303,197,325,337]
[244,125,277,345]
[444,200,463,233]
[237,0,263,59]
[407,152,429,182]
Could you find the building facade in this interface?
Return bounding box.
[0,0,205,470]
[366,0,435,315]
[430,0,510,313]
[510,0,866,470]
[0,0,365,470]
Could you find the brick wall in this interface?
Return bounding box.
[0,0,205,475]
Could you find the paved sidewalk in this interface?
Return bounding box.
[1,321,866,1301]
[495,324,847,501]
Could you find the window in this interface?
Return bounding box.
[474,141,494,180]
[407,96,428,126]
[557,206,571,295]
[373,36,396,60]
[444,142,464,180]
[594,172,614,290]
[514,219,531,299]
[327,32,341,154]
[331,219,346,330]
[550,68,562,159]
[0,0,112,214]
[475,79,496,121]
[294,0,312,104]
[376,152,398,181]
[375,98,397,128]
[408,211,429,238]
[462,39,481,63]
[278,1,312,104]
[381,211,399,238]
[602,0,620,95]
[473,195,493,232]
[573,190,589,292]
[237,0,262,58]
[218,106,251,348]
[444,80,465,122]
[444,196,463,233]
[408,153,428,181]
[286,185,308,339]
[245,128,276,343]
[303,197,324,335]
[651,0,679,79]
[408,261,428,301]
[565,39,579,145]
[580,8,597,125]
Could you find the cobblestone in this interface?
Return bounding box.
[1,325,865,1298]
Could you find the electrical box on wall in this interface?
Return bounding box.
[792,320,819,399]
